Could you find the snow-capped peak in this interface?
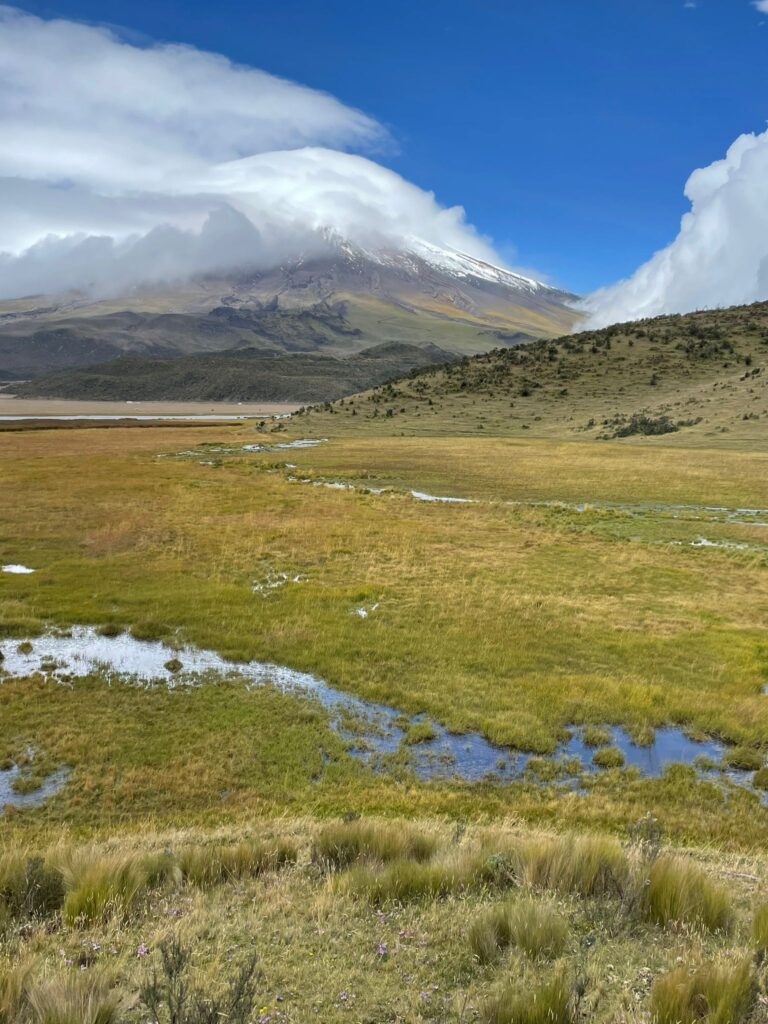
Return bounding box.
[405,239,545,293]
[325,229,547,294]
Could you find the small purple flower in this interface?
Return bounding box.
[376,942,388,958]
[339,991,348,1002]
[136,943,150,958]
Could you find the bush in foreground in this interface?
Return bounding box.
[139,936,260,1024]
[0,854,65,920]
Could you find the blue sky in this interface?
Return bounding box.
[16,0,768,293]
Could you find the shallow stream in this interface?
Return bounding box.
[0,628,764,809]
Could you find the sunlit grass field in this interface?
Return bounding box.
[3,418,768,1021]
[1,422,768,844]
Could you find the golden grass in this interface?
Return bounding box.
[2,425,768,846]
[482,966,576,1024]
[650,959,756,1024]
[0,819,765,1024]
[643,857,733,934]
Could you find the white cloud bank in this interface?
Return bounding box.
[754,1,768,14]
[584,127,768,328]
[0,6,500,300]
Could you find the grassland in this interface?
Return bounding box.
[3,820,768,1024]
[3,299,768,1022]
[1,421,768,846]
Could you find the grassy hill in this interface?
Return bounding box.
[297,301,768,447]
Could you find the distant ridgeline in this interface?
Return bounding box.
[13,341,457,404]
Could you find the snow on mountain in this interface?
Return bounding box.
[404,239,544,293]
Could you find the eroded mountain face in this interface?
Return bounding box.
[0,240,579,380]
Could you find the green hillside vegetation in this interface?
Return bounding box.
[14,341,455,403]
[297,301,768,448]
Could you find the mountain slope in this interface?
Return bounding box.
[14,342,456,404]
[0,303,365,380]
[296,301,768,447]
[0,240,579,379]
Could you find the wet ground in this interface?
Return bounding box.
[1,628,765,810]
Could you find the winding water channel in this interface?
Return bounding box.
[1,627,765,810]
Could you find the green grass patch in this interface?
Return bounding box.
[592,747,625,769]
[469,899,568,963]
[483,966,576,1024]
[643,857,733,934]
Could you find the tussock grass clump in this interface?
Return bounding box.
[0,853,65,919]
[592,747,625,769]
[522,835,629,898]
[25,970,122,1024]
[722,748,764,772]
[177,839,297,888]
[650,959,756,1024]
[312,820,436,869]
[60,854,150,926]
[1,839,297,927]
[0,962,121,1024]
[96,623,122,638]
[403,721,438,745]
[470,899,568,963]
[483,966,575,1024]
[751,903,768,954]
[470,903,514,964]
[751,766,768,790]
[128,621,169,642]
[581,726,612,748]
[340,855,472,903]
[0,959,36,1022]
[341,832,629,905]
[643,857,733,934]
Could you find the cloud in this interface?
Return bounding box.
[582,128,768,328]
[754,1,768,13]
[0,6,500,300]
